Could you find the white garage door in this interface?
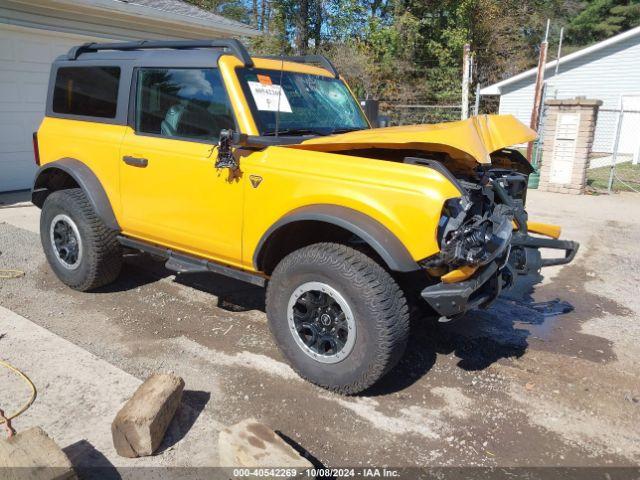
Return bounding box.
[0,24,114,192]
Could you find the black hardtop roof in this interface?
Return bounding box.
[56,39,339,77]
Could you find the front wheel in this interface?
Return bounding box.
[266,243,409,394]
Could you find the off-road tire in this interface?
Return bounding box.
[40,188,122,291]
[266,242,410,394]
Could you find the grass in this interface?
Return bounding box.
[587,162,640,193]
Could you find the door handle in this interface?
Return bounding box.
[122,156,148,168]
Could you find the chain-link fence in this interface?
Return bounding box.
[588,97,640,193]
[378,103,462,126]
[373,85,498,127]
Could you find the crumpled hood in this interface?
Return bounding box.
[287,114,537,164]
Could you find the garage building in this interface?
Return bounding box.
[1,0,258,192]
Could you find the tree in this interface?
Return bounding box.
[567,0,640,45]
[182,0,251,23]
[192,0,638,111]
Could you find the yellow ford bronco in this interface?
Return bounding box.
[33,39,578,394]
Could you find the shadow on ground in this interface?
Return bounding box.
[0,190,31,207]
[96,253,265,312]
[63,439,122,480]
[100,253,582,395]
[276,431,327,468]
[365,272,576,396]
[157,390,211,454]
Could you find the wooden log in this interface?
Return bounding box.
[111,373,184,457]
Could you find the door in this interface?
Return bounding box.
[119,67,243,267]
[549,113,579,185]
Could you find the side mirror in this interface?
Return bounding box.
[216,129,247,169]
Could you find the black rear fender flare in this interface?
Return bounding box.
[32,158,119,231]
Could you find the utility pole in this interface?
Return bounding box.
[474,83,481,116]
[608,98,625,193]
[554,27,564,77]
[527,19,550,161]
[461,43,471,120]
[547,26,565,99]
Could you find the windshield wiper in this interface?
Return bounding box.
[262,128,328,136]
[330,127,364,134]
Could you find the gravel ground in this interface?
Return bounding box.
[0,190,639,469]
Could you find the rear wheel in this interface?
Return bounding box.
[266,243,409,394]
[40,188,122,291]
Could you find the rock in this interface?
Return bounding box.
[0,426,76,480]
[219,419,313,470]
[111,373,185,457]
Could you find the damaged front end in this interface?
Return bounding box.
[283,114,579,319]
[419,163,579,319]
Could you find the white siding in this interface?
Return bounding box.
[498,33,640,154]
[498,82,536,126]
[0,24,114,192]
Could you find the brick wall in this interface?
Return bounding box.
[538,98,602,194]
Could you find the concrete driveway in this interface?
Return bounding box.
[1,190,639,472]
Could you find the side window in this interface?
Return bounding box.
[135,68,234,142]
[52,67,120,118]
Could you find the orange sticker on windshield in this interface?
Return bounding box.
[257,74,273,85]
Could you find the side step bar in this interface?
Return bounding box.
[118,236,266,287]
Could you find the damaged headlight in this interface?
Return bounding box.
[425,197,513,270]
[437,197,470,247]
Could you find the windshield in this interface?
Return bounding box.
[237,68,369,136]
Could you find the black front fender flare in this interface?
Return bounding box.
[32,158,120,231]
[254,205,419,273]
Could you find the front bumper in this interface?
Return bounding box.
[510,235,579,269]
[420,233,579,318]
[421,261,503,317]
